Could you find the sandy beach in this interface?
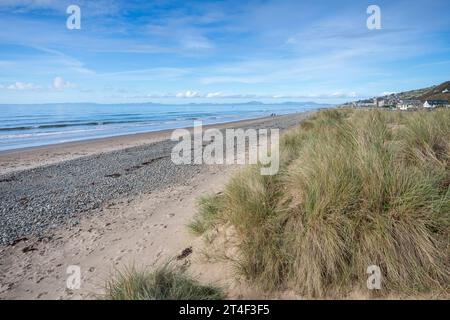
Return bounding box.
[0,112,313,299]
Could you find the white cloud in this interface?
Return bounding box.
[1,77,77,92]
[175,90,201,98]
[6,81,40,90]
[380,91,397,96]
[51,76,74,90]
[331,92,356,98]
[205,92,224,98]
[128,91,361,100]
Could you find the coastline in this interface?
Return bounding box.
[0,110,314,299]
[0,111,312,175]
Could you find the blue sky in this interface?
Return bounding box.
[0,0,449,104]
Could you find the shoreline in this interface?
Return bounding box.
[0,111,316,155]
[0,112,312,175]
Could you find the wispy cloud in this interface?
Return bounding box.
[4,81,40,90]
[0,0,121,16]
[175,90,201,98]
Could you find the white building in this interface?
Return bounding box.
[423,100,448,109]
[397,100,422,110]
[376,98,386,107]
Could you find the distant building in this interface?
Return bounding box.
[375,98,387,107]
[397,99,422,111]
[356,101,375,108]
[385,97,401,107]
[423,100,448,109]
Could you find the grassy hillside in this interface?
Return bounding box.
[385,81,450,101]
[418,81,450,101]
[192,108,450,297]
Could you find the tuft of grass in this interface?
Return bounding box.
[188,194,224,235]
[105,265,224,300]
[191,108,450,297]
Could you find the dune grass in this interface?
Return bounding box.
[188,194,224,235]
[191,108,450,297]
[105,265,224,300]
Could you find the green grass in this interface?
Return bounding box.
[188,194,224,235]
[105,265,225,300]
[191,108,450,297]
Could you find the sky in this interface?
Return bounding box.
[0,0,449,104]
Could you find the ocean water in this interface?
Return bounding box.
[0,102,324,151]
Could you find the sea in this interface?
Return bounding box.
[0,102,327,151]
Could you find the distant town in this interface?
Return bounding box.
[341,81,450,110]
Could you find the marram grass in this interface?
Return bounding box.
[191,108,450,297]
[188,194,224,235]
[105,265,224,300]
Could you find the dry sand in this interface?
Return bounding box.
[0,164,237,299]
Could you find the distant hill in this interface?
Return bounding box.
[382,81,450,102]
[417,81,450,101]
[344,81,450,107]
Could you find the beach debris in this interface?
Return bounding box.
[177,246,193,260]
[22,245,38,253]
[105,173,121,178]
